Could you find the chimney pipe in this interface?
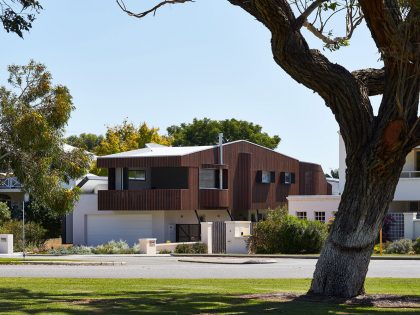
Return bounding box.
[219,133,223,189]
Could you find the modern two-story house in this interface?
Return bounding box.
[68,139,331,246]
[288,134,420,240]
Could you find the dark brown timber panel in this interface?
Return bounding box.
[199,189,229,209]
[98,189,193,211]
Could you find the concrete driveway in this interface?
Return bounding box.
[1,256,420,278]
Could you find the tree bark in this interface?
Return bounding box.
[310,144,409,297]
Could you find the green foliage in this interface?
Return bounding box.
[48,246,92,255]
[91,240,135,254]
[248,208,328,254]
[0,202,11,224]
[65,133,103,152]
[0,61,91,215]
[94,121,172,156]
[25,202,62,238]
[414,238,420,254]
[0,219,46,252]
[174,243,207,254]
[167,118,281,149]
[0,1,42,37]
[386,239,414,254]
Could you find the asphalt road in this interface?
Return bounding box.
[1,256,420,278]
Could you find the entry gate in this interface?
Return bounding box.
[212,221,226,253]
[176,224,201,242]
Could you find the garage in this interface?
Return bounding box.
[86,214,153,246]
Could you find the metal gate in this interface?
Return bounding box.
[176,224,201,242]
[212,221,226,253]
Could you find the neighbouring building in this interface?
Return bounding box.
[288,134,420,240]
[0,144,86,217]
[67,140,331,246]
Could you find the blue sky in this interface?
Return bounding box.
[0,0,383,172]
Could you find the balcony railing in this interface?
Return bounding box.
[199,189,229,209]
[98,189,197,211]
[0,177,22,189]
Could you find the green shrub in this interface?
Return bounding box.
[91,240,135,254]
[386,239,413,254]
[247,210,328,254]
[0,219,46,252]
[48,246,92,255]
[0,202,11,225]
[414,237,420,254]
[174,243,207,254]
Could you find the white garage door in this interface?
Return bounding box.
[86,214,153,246]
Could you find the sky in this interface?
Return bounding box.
[0,0,383,172]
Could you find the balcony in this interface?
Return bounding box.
[98,189,197,211]
[0,177,22,190]
[395,171,420,201]
[199,189,229,209]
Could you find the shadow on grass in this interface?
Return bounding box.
[0,288,419,314]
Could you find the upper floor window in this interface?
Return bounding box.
[257,171,275,183]
[315,211,326,223]
[200,168,217,189]
[128,170,146,181]
[280,172,295,185]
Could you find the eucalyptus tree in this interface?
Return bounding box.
[0,61,91,214]
[117,0,420,297]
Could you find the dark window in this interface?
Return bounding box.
[257,171,275,184]
[128,170,146,181]
[280,172,296,184]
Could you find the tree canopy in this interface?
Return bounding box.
[66,133,104,152]
[0,61,91,214]
[94,121,172,156]
[167,118,281,149]
[0,0,42,37]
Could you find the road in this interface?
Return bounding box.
[1,256,420,278]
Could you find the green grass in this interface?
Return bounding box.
[0,278,419,314]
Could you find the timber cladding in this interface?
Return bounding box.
[97,140,330,217]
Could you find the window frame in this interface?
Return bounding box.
[296,211,307,220]
[314,211,326,223]
[128,169,146,181]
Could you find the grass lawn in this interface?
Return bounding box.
[0,278,419,314]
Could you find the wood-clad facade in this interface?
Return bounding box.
[97,141,331,220]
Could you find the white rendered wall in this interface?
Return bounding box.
[338,134,346,194]
[287,195,341,222]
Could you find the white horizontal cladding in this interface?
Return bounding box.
[394,178,420,201]
[287,195,341,222]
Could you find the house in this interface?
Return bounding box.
[287,134,420,240]
[67,139,331,246]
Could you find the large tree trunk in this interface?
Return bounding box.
[310,145,409,297]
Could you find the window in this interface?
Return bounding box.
[280,172,295,184]
[128,170,146,181]
[315,211,326,223]
[200,168,217,189]
[296,211,307,220]
[257,171,275,183]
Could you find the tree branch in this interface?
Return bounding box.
[295,0,327,30]
[228,0,374,147]
[352,68,385,96]
[116,0,193,18]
